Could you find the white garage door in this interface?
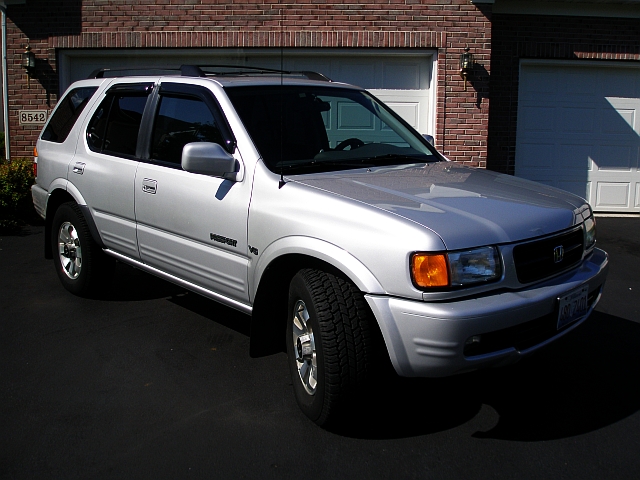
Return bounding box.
[59,48,436,136]
[515,62,640,213]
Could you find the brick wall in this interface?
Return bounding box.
[5,0,491,163]
[487,13,640,175]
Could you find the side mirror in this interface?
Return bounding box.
[422,134,435,146]
[181,142,239,181]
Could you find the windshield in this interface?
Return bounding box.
[225,85,441,174]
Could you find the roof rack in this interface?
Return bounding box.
[87,67,182,79]
[87,65,332,82]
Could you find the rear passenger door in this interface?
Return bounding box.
[73,82,155,259]
[134,82,252,305]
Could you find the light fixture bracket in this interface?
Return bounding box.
[459,47,474,91]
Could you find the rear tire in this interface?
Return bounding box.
[51,202,111,297]
[287,268,379,426]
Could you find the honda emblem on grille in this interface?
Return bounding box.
[553,245,565,263]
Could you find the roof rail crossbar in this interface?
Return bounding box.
[299,71,332,82]
[180,65,332,82]
[87,67,182,79]
[180,65,206,77]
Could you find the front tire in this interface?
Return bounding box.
[287,268,379,426]
[51,202,110,297]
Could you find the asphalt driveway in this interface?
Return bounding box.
[1,217,639,479]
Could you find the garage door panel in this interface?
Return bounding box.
[557,144,593,170]
[596,182,631,208]
[557,179,590,200]
[286,58,332,74]
[597,145,634,171]
[383,64,420,89]
[560,107,596,133]
[519,69,556,95]
[520,106,556,132]
[370,90,428,131]
[517,142,555,169]
[337,103,374,130]
[383,102,419,129]
[564,70,599,96]
[516,63,640,213]
[602,107,635,134]
[337,61,377,88]
[606,72,640,97]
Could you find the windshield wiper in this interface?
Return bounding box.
[361,153,434,165]
[275,159,376,172]
[274,153,434,174]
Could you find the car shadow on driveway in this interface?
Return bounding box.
[327,310,640,440]
[31,224,636,443]
[167,289,252,337]
[95,262,187,302]
[105,264,639,441]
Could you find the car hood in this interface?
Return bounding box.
[290,162,588,250]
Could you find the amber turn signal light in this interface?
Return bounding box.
[33,146,38,177]
[411,253,449,288]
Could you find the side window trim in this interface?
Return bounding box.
[158,83,236,154]
[106,83,155,95]
[86,82,154,160]
[136,84,161,160]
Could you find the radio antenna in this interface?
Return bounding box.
[278,0,286,189]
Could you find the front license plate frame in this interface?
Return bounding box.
[557,285,589,330]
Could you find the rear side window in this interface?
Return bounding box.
[150,95,225,165]
[87,86,151,158]
[41,87,98,143]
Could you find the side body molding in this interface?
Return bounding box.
[250,236,386,302]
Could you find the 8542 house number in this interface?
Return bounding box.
[19,110,48,125]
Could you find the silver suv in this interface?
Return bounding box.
[32,66,608,426]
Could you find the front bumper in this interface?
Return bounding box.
[365,248,609,377]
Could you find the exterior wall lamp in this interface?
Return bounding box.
[22,45,36,87]
[459,47,474,91]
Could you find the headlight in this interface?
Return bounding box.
[411,246,502,289]
[584,215,596,251]
[449,246,502,286]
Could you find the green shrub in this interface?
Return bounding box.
[0,157,35,231]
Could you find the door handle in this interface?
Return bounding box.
[142,178,157,194]
[72,162,85,175]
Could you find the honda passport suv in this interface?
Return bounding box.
[32,66,609,426]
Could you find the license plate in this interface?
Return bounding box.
[557,285,589,330]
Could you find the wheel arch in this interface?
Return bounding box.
[250,237,385,301]
[249,237,385,358]
[44,185,104,259]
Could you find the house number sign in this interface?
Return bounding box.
[19,110,48,125]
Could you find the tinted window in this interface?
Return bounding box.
[41,87,98,143]
[87,92,149,158]
[226,85,438,174]
[150,95,225,165]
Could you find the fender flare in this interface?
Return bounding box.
[46,180,106,252]
[62,180,88,206]
[250,235,385,302]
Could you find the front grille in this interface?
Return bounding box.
[463,287,601,357]
[513,227,584,284]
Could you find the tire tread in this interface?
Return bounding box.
[296,268,377,425]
